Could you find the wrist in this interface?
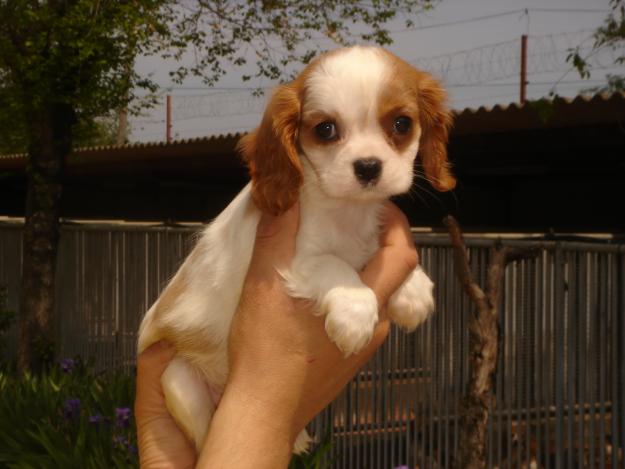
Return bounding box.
[197,383,295,468]
[226,356,309,435]
[223,377,300,440]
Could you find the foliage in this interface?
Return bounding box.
[0,358,137,468]
[72,115,122,148]
[0,356,335,468]
[0,285,14,365]
[165,0,436,84]
[0,0,167,156]
[582,73,625,94]
[0,0,436,149]
[528,97,557,124]
[0,0,436,136]
[0,115,120,155]
[567,0,625,89]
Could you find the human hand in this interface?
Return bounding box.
[135,341,196,469]
[198,202,418,467]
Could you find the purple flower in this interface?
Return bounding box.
[63,398,81,419]
[115,407,132,428]
[113,435,129,447]
[113,434,137,457]
[89,414,104,425]
[60,358,75,374]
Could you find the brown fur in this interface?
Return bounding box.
[299,110,341,150]
[237,83,304,215]
[377,85,420,154]
[384,51,456,191]
[414,71,456,191]
[146,251,220,356]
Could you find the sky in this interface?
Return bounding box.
[130,0,624,143]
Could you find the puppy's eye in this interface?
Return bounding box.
[393,116,412,135]
[314,121,338,141]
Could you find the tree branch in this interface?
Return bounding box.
[442,215,489,312]
[445,216,539,469]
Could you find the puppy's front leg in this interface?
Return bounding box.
[285,255,378,356]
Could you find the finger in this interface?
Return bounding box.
[379,202,418,257]
[135,341,176,415]
[137,341,176,381]
[247,202,300,279]
[361,204,418,306]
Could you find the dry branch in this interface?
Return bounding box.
[443,216,539,469]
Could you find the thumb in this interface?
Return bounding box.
[247,202,300,279]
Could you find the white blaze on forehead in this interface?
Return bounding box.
[303,47,390,123]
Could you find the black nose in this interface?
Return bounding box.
[353,158,382,185]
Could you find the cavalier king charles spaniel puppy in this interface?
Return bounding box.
[138,45,455,453]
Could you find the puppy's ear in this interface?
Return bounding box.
[237,83,302,214]
[416,72,456,192]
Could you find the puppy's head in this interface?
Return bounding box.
[238,46,455,214]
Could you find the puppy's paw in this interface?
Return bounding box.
[388,267,435,332]
[323,286,378,356]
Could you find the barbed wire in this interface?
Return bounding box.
[171,91,267,121]
[409,29,608,85]
[132,29,624,127]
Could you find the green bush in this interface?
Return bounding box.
[0,356,333,468]
[0,358,137,468]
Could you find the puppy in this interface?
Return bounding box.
[137,45,455,454]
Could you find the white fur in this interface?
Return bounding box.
[137,46,436,455]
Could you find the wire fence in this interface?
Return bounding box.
[1,222,623,468]
[135,28,621,125]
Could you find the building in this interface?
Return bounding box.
[1,92,624,231]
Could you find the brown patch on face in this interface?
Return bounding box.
[299,110,341,150]
[378,83,420,153]
[379,50,456,191]
[236,53,331,214]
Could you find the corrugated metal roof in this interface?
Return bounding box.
[1,91,624,167]
[456,91,622,116]
[75,131,244,154]
[452,91,625,136]
[0,132,244,160]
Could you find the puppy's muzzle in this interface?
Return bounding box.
[353,158,382,186]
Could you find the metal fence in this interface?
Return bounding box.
[1,222,623,469]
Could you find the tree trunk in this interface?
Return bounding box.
[444,216,538,468]
[17,103,74,373]
[455,250,502,469]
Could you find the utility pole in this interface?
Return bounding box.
[166,94,172,143]
[520,34,528,104]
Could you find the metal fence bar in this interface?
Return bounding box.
[612,252,625,467]
[1,224,624,468]
[554,245,564,469]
